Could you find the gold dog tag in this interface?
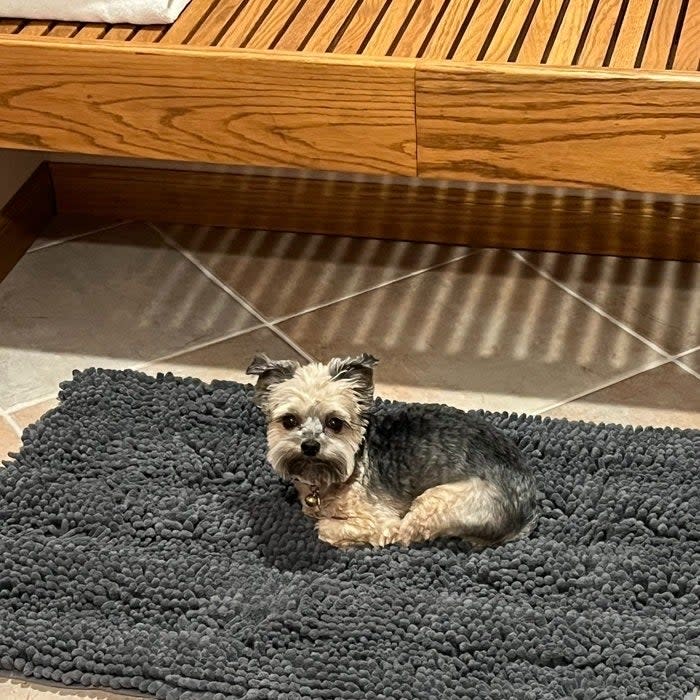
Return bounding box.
[304,489,320,508]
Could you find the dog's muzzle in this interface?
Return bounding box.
[284,455,346,488]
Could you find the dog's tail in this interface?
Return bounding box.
[498,508,539,545]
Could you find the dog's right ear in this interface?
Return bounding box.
[246,353,299,407]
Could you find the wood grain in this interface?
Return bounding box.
[517,0,567,66]
[546,0,596,66]
[216,0,277,47]
[332,0,387,55]
[391,0,447,57]
[608,0,655,68]
[452,0,506,61]
[159,0,223,45]
[477,0,536,63]
[417,0,476,59]
[0,40,416,176]
[50,162,700,261]
[1,0,697,71]
[171,0,247,46]
[640,0,684,70]
[673,0,700,71]
[0,161,55,284]
[272,0,336,50]
[244,0,307,49]
[362,0,416,56]
[576,0,623,67]
[300,0,358,52]
[416,63,700,195]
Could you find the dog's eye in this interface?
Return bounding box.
[281,415,299,430]
[325,417,343,433]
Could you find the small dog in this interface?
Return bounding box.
[247,353,538,549]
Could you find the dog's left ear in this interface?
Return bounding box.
[246,353,300,408]
[328,353,379,408]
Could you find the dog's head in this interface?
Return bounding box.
[246,353,378,488]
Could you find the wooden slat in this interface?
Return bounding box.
[130,26,168,43]
[517,0,566,65]
[479,0,538,63]
[576,0,624,67]
[159,0,222,44]
[47,22,82,38]
[102,25,137,41]
[420,0,477,59]
[18,21,53,37]
[74,24,108,40]
[673,0,700,70]
[391,0,447,57]
[0,40,416,176]
[0,162,55,284]
[639,0,683,69]
[0,19,25,34]
[51,161,700,261]
[244,0,306,50]
[546,0,596,65]
[0,0,694,70]
[180,0,248,45]
[609,0,655,69]
[217,0,277,47]
[362,0,416,56]
[452,0,507,61]
[331,0,387,55]
[300,0,359,52]
[273,0,334,50]
[416,63,700,195]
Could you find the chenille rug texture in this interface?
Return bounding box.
[0,369,698,700]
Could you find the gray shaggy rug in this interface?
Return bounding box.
[0,369,698,700]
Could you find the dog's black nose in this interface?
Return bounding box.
[301,440,320,457]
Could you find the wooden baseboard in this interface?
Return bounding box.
[50,162,700,262]
[0,162,55,283]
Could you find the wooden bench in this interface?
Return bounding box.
[0,0,699,270]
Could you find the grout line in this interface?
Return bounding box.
[533,357,673,415]
[133,323,269,372]
[10,227,694,421]
[534,344,700,414]
[267,251,476,326]
[150,224,273,319]
[512,251,675,361]
[3,325,273,415]
[268,325,317,363]
[673,357,700,381]
[7,223,472,419]
[150,221,474,359]
[4,392,59,416]
[150,223,317,362]
[2,410,23,438]
[673,343,700,382]
[27,220,132,253]
[672,344,700,360]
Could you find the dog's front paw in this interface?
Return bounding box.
[317,517,398,549]
[316,518,354,548]
[396,516,430,547]
[376,522,400,547]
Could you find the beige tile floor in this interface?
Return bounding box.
[0,215,699,698]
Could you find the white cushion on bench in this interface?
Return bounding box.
[0,0,191,24]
